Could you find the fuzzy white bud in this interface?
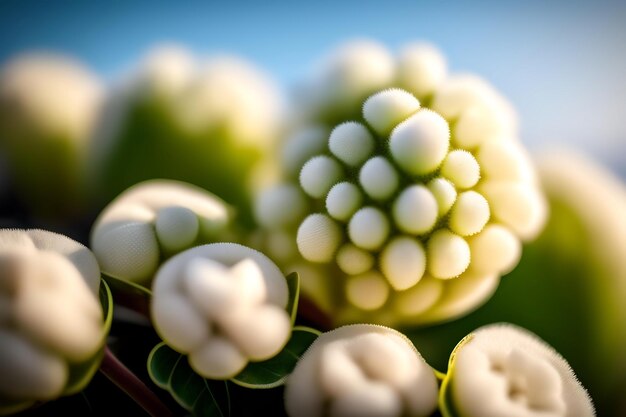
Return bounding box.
[326,182,363,222]
[328,122,375,167]
[467,224,521,275]
[380,237,426,291]
[346,271,390,311]
[362,89,420,137]
[440,150,480,189]
[397,43,447,99]
[448,191,490,236]
[359,157,399,201]
[336,244,375,276]
[297,214,342,262]
[300,156,344,198]
[392,185,438,235]
[427,229,471,279]
[427,177,457,216]
[348,207,390,251]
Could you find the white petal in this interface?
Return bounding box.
[151,294,209,352]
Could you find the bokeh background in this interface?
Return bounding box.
[0,1,624,416]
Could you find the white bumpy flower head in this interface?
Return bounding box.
[0,229,104,413]
[90,180,232,285]
[285,42,546,325]
[151,243,290,379]
[444,324,595,417]
[284,324,438,417]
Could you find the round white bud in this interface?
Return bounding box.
[362,89,420,137]
[468,224,521,275]
[300,155,344,198]
[346,271,389,311]
[281,126,329,177]
[392,185,438,235]
[448,191,490,236]
[297,214,342,262]
[328,122,375,167]
[427,177,457,216]
[155,206,199,253]
[476,140,534,182]
[440,150,480,189]
[397,43,447,99]
[348,207,390,251]
[380,237,426,291]
[359,157,399,201]
[394,276,443,318]
[336,244,375,276]
[427,229,470,279]
[255,184,307,228]
[389,109,450,176]
[453,105,504,149]
[326,182,363,222]
[479,181,546,241]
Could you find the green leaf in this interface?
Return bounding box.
[103,274,152,296]
[63,279,114,395]
[230,326,320,389]
[285,272,300,325]
[147,343,230,416]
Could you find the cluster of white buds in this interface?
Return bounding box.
[284,324,438,417]
[294,86,545,325]
[90,180,231,284]
[445,324,595,417]
[0,229,104,412]
[151,243,291,379]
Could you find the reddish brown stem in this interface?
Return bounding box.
[99,346,174,417]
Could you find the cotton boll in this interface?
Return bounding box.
[282,125,329,177]
[255,184,307,228]
[348,207,390,250]
[440,150,480,189]
[394,277,443,318]
[328,122,375,167]
[362,89,420,137]
[380,237,426,290]
[389,109,450,176]
[297,214,342,262]
[392,185,438,235]
[319,344,368,397]
[427,230,470,279]
[448,191,490,237]
[222,305,291,360]
[346,271,389,310]
[189,336,247,380]
[326,182,363,221]
[155,206,199,253]
[183,258,238,318]
[397,43,447,99]
[359,157,399,201]
[468,224,521,275]
[329,382,402,417]
[336,244,375,275]
[427,177,457,216]
[152,294,210,352]
[479,181,547,241]
[300,156,344,198]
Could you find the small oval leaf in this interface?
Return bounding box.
[147,343,231,416]
[230,326,320,389]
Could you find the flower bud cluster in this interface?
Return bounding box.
[151,243,290,379]
[0,229,103,411]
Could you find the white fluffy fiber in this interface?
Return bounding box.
[91,180,231,283]
[450,324,595,417]
[0,229,103,403]
[284,324,438,417]
[151,243,290,379]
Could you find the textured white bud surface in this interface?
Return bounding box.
[392,185,438,235]
[346,271,389,310]
[477,140,534,182]
[0,229,103,405]
[326,182,363,221]
[389,109,450,176]
[284,324,438,417]
[448,191,490,236]
[300,156,344,198]
[380,237,426,291]
[393,276,443,317]
[151,243,290,379]
[282,126,329,177]
[427,177,457,216]
[328,122,375,167]
[453,105,505,149]
[449,324,595,417]
[427,229,470,279]
[297,214,342,263]
[359,157,399,201]
[362,89,420,137]
[348,207,390,250]
[440,150,480,189]
[91,180,230,283]
[255,184,307,228]
[397,43,447,99]
[468,224,521,275]
[336,244,375,276]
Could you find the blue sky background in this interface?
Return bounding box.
[1,0,624,175]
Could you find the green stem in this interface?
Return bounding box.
[100,346,174,417]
